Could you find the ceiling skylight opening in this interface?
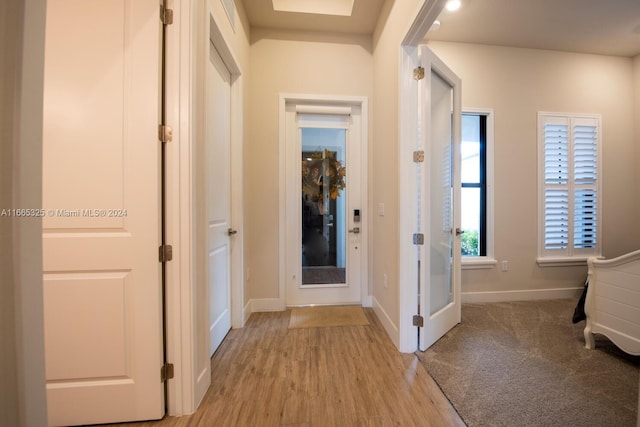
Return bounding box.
[445,0,461,12]
[272,0,355,17]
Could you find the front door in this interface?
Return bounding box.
[418,46,462,351]
[42,0,164,424]
[284,100,367,306]
[206,41,232,356]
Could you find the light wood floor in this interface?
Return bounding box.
[109,308,464,426]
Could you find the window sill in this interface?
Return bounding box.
[536,257,588,267]
[462,257,497,270]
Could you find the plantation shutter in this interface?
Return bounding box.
[572,119,598,250]
[539,114,600,258]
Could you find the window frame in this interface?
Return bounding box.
[461,108,496,270]
[537,112,602,267]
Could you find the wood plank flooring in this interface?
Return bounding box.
[109,309,464,426]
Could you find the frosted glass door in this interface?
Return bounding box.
[419,46,462,352]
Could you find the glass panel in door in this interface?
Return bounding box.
[301,128,347,285]
[418,45,461,351]
[429,71,454,315]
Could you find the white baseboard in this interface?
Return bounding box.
[462,287,583,303]
[362,295,373,307]
[372,296,399,349]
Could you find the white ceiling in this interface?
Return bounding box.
[241,0,386,35]
[427,0,640,57]
[241,0,640,57]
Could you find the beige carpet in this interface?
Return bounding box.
[417,299,640,427]
[288,305,369,329]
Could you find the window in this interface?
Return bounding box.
[461,110,495,268]
[538,113,601,265]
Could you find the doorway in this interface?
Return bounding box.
[281,95,368,307]
[398,1,461,353]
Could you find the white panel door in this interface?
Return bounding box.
[206,41,232,356]
[42,0,164,425]
[418,46,462,351]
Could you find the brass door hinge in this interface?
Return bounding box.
[161,363,174,382]
[161,6,173,25]
[159,125,173,143]
[413,150,425,163]
[159,244,173,262]
[413,66,425,80]
[413,233,424,245]
[413,315,424,327]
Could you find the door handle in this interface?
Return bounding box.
[455,227,465,236]
[227,228,238,236]
[348,227,360,234]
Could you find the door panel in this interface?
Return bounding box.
[206,41,232,356]
[42,0,164,425]
[419,46,462,351]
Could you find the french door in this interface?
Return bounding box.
[418,46,462,351]
[284,99,367,306]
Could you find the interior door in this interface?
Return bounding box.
[206,41,232,356]
[285,104,364,306]
[418,46,462,351]
[42,0,164,425]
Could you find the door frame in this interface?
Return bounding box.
[164,2,245,415]
[398,0,448,353]
[278,94,370,309]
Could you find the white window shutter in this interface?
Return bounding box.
[539,113,600,259]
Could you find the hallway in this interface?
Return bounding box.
[109,309,464,426]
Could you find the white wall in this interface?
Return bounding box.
[246,28,374,304]
[428,41,638,295]
[1,0,48,425]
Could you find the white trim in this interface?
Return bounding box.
[402,0,447,46]
[165,0,195,416]
[462,287,583,303]
[398,0,445,353]
[398,45,420,354]
[462,257,497,270]
[166,2,245,415]
[372,297,399,349]
[229,76,245,330]
[361,295,373,307]
[295,105,352,115]
[536,257,588,267]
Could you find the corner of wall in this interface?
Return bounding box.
[634,55,640,247]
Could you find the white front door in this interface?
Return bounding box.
[42,0,164,425]
[206,41,232,356]
[284,99,368,306]
[418,46,462,351]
